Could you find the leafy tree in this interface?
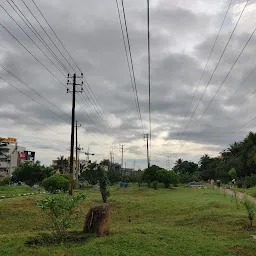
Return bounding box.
[53,155,69,174]
[142,165,163,187]
[79,161,98,185]
[199,155,219,181]
[107,170,121,185]
[156,169,178,188]
[12,161,53,185]
[100,159,110,167]
[173,160,198,175]
[228,168,237,180]
[80,162,110,203]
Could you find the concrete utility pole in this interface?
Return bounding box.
[133,160,136,171]
[144,133,150,169]
[167,156,171,170]
[75,121,81,186]
[120,145,124,168]
[67,73,83,195]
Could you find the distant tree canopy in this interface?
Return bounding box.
[172,132,256,184]
[142,165,178,188]
[12,161,54,185]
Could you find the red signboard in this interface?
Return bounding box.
[19,153,26,159]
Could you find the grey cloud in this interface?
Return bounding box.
[1,0,254,168]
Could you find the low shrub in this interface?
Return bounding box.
[242,197,256,228]
[244,175,256,188]
[42,174,69,193]
[0,177,11,186]
[37,193,86,241]
[152,181,158,190]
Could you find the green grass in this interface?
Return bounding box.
[0,186,256,256]
[0,186,38,196]
[234,187,256,198]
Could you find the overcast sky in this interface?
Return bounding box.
[1,0,256,169]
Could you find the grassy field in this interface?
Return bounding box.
[0,186,39,196]
[234,187,256,198]
[0,185,256,256]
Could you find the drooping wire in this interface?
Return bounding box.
[20,0,75,72]
[6,0,69,73]
[147,0,152,160]
[181,16,256,148]
[179,0,249,143]
[0,64,71,121]
[31,0,122,143]
[120,0,145,133]
[0,5,66,76]
[179,0,233,132]
[0,23,67,87]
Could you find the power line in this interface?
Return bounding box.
[179,0,249,143]
[1,104,68,136]
[179,0,233,132]
[147,0,152,162]
[120,0,145,133]
[1,20,118,147]
[6,0,69,73]
[0,74,70,125]
[0,22,67,87]
[77,96,114,140]
[0,64,71,121]
[191,61,256,139]
[21,0,75,73]
[182,17,256,148]
[32,0,121,142]
[115,0,144,134]
[0,4,66,76]
[30,0,80,72]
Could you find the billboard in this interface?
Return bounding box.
[23,151,35,161]
[19,152,26,159]
[0,137,17,143]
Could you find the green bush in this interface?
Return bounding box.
[250,187,256,198]
[152,181,158,190]
[242,197,256,228]
[37,193,86,241]
[244,175,256,188]
[0,177,11,186]
[42,174,69,193]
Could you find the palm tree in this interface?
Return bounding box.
[53,155,69,174]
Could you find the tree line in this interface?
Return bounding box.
[172,132,256,187]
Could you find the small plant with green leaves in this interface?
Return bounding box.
[152,181,158,190]
[242,197,255,229]
[98,167,110,203]
[37,193,86,241]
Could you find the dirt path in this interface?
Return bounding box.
[218,186,256,205]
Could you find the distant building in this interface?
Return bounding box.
[0,137,35,178]
[52,157,89,177]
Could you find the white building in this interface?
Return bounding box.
[0,137,34,178]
